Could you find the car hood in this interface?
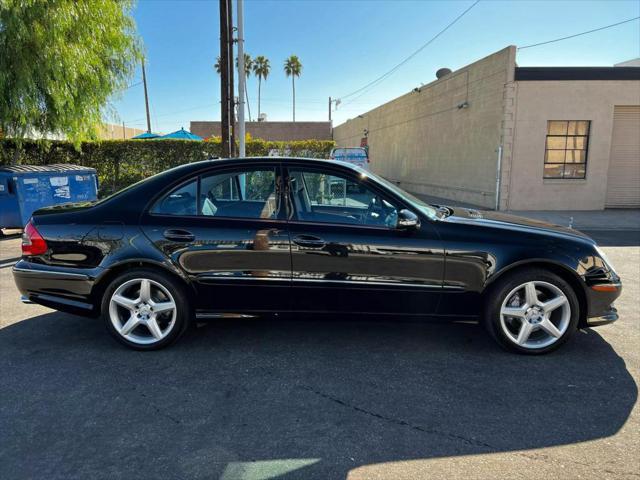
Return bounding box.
[441,207,593,242]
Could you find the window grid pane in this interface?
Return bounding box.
[544,120,590,179]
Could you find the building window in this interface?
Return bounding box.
[544,120,590,179]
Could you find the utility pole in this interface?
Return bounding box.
[141,59,152,133]
[237,0,246,157]
[122,122,126,139]
[227,0,236,157]
[219,0,231,157]
[328,97,340,124]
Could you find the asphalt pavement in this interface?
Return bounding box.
[0,231,638,480]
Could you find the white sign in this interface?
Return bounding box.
[50,176,69,187]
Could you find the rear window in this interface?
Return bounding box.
[150,180,197,216]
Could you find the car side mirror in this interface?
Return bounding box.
[397,209,420,230]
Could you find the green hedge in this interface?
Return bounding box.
[0,138,335,196]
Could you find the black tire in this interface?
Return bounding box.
[101,268,191,351]
[483,268,580,355]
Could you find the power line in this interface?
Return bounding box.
[337,0,480,103]
[518,16,640,50]
[124,103,216,124]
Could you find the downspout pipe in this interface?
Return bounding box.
[495,145,503,211]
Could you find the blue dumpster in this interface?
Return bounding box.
[0,164,98,229]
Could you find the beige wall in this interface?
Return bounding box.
[505,80,640,210]
[99,123,146,140]
[191,121,332,141]
[334,46,516,209]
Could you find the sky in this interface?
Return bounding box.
[109,0,640,134]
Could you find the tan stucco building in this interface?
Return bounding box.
[99,123,147,140]
[190,121,332,142]
[333,47,640,210]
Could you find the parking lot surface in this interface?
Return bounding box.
[1,231,639,480]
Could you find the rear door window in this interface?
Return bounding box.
[200,169,278,219]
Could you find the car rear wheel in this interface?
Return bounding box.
[101,268,190,350]
[484,268,580,354]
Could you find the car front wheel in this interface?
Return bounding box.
[101,268,190,350]
[484,268,580,354]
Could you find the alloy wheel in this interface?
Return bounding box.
[499,280,571,350]
[108,278,177,345]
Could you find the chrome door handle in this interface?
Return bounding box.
[293,235,326,249]
[163,229,195,242]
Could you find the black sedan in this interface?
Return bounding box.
[13,158,621,353]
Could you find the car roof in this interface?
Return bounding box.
[171,156,361,175]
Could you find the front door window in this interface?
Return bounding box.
[288,169,398,228]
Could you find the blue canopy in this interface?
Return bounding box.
[132,132,161,139]
[160,128,203,141]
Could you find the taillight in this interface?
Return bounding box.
[22,220,48,256]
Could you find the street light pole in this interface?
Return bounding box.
[237,0,246,157]
[328,97,340,124]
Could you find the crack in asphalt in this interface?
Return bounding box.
[301,385,640,478]
[301,385,494,450]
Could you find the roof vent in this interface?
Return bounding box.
[436,68,452,79]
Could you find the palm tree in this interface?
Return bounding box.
[284,55,302,122]
[214,56,222,74]
[252,56,271,120]
[236,53,253,121]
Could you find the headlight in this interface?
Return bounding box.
[595,245,617,274]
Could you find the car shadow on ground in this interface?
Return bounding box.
[0,312,636,479]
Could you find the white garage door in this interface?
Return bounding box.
[606,106,640,208]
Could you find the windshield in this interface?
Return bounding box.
[349,166,438,219]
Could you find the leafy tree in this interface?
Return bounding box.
[236,53,253,121]
[252,56,270,120]
[0,0,142,149]
[284,55,302,122]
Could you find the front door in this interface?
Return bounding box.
[284,163,444,316]
[140,163,291,316]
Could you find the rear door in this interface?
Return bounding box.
[140,162,291,316]
[284,162,444,316]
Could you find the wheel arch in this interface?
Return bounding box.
[92,259,196,305]
[484,260,588,327]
